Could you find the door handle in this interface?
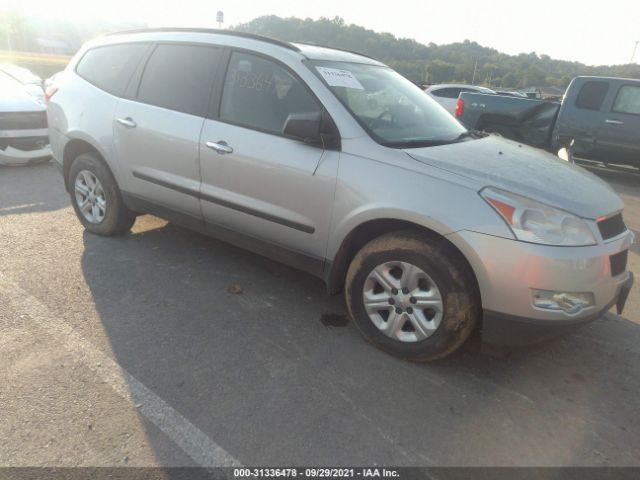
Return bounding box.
[116,117,137,128]
[206,141,233,154]
[605,119,624,125]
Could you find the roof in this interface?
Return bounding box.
[106,27,300,52]
[293,43,385,66]
[104,28,383,66]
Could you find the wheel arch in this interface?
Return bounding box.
[62,136,115,192]
[325,218,480,303]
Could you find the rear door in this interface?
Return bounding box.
[198,50,339,268]
[594,83,640,168]
[113,43,222,219]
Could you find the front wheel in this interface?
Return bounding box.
[345,231,480,361]
[68,153,136,236]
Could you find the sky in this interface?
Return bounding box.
[5,0,640,66]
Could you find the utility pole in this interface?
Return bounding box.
[471,58,478,85]
[631,41,640,64]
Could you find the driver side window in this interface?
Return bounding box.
[220,52,320,135]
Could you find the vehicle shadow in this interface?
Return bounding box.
[0,163,69,216]
[79,217,640,466]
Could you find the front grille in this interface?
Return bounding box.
[0,136,49,151]
[0,111,47,130]
[598,213,626,240]
[610,250,628,277]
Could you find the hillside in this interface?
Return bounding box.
[234,16,640,88]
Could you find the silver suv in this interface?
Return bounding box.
[47,29,634,360]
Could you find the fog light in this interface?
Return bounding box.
[532,290,595,315]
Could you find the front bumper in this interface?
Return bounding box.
[0,145,52,165]
[0,128,51,165]
[483,272,633,345]
[446,229,635,345]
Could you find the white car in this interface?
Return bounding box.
[0,70,51,166]
[425,84,496,115]
[0,63,45,103]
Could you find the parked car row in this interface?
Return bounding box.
[45,29,633,360]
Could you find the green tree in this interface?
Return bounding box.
[232,16,640,88]
[501,72,519,88]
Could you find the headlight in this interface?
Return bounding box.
[481,187,597,246]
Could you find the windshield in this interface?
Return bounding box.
[308,60,468,148]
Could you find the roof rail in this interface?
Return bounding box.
[294,42,378,61]
[105,28,301,52]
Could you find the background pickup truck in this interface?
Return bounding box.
[456,76,640,170]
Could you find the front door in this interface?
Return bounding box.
[199,51,339,266]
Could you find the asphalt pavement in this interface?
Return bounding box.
[1,163,639,467]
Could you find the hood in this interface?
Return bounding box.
[405,135,623,219]
[0,82,45,112]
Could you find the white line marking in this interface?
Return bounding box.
[0,202,46,213]
[0,273,242,467]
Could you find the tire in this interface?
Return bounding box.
[68,153,136,236]
[484,124,517,140]
[345,230,480,361]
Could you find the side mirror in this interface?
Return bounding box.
[283,112,322,144]
[557,139,575,163]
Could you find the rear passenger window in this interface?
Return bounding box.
[220,52,320,135]
[76,43,148,96]
[575,81,609,110]
[611,85,640,115]
[137,44,220,117]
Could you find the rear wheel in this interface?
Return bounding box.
[345,231,480,361]
[68,153,136,236]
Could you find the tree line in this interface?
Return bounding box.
[234,16,640,88]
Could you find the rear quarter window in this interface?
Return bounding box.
[76,43,148,97]
[575,81,609,111]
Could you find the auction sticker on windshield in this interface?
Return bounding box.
[316,66,364,89]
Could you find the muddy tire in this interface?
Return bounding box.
[68,153,136,236]
[345,231,480,361]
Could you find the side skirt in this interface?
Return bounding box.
[121,192,328,280]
